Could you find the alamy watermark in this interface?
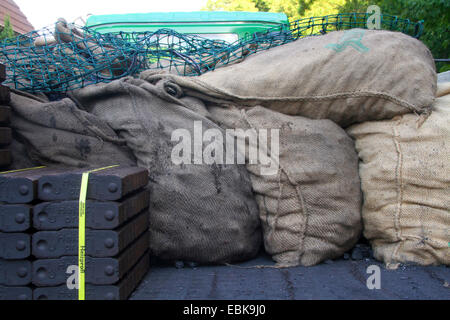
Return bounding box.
[366,265,381,290]
[171,121,280,176]
[66,265,79,290]
[367,5,381,30]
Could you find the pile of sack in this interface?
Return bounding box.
[5,28,448,267]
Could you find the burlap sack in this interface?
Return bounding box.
[209,105,362,266]
[71,78,262,264]
[141,29,436,127]
[8,89,136,168]
[347,82,450,266]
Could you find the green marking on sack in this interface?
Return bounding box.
[325,29,369,53]
[78,165,119,301]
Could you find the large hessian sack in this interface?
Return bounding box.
[8,89,137,168]
[209,105,362,266]
[71,77,262,264]
[141,29,436,127]
[347,82,450,266]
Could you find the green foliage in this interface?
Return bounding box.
[301,0,346,19]
[204,0,258,11]
[338,0,450,72]
[203,0,449,72]
[269,0,303,20]
[337,0,371,12]
[297,0,316,16]
[203,0,347,21]
[0,15,15,40]
[253,0,271,11]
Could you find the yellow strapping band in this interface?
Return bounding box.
[78,165,119,301]
[0,166,46,175]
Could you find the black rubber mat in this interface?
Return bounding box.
[32,231,148,286]
[0,204,31,232]
[0,285,32,300]
[32,210,148,258]
[0,166,148,203]
[0,233,30,259]
[0,167,55,204]
[33,189,149,230]
[33,252,149,300]
[38,166,149,201]
[0,259,31,286]
[131,253,450,300]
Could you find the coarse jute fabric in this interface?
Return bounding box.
[141,29,436,127]
[347,82,450,266]
[71,77,262,264]
[209,105,362,266]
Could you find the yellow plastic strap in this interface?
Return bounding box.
[78,165,119,301]
[78,172,88,301]
[0,166,46,175]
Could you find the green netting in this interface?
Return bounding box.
[0,13,423,93]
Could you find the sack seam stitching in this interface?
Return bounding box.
[242,110,308,265]
[143,74,425,114]
[392,121,404,263]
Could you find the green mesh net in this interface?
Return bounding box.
[0,13,423,93]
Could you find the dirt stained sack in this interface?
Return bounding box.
[347,82,450,266]
[209,105,362,266]
[141,29,436,127]
[71,77,262,264]
[8,89,136,168]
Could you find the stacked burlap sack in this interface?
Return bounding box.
[347,82,450,267]
[140,29,441,267]
[6,28,444,267]
[141,29,435,127]
[206,105,363,267]
[7,81,262,265]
